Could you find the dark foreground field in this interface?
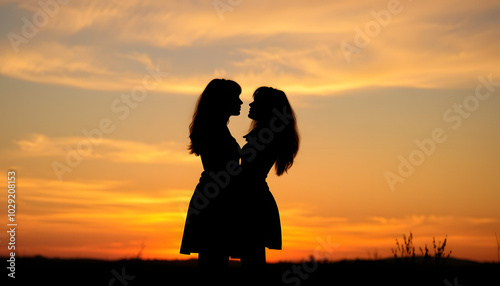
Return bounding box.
[3,256,499,286]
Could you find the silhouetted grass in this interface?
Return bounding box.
[496,232,500,263]
[392,231,451,266]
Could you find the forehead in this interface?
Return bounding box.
[225,89,240,98]
[253,92,266,101]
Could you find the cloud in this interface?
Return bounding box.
[1,0,500,96]
[464,217,498,224]
[19,176,192,216]
[14,133,196,164]
[278,208,498,256]
[2,175,192,259]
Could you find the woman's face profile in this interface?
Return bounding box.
[228,93,243,116]
[248,95,265,120]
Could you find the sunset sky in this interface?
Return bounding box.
[1,0,499,263]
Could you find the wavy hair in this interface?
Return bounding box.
[188,78,241,155]
[249,86,299,176]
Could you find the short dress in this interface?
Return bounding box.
[231,129,282,255]
[180,126,240,255]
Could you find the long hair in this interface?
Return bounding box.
[249,87,299,176]
[188,78,241,155]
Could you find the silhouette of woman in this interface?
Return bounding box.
[235,87,299,280]
[180,79,242,280]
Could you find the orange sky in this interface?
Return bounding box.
[1,0,499,263]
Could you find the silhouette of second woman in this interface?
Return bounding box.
[233,87,300,281]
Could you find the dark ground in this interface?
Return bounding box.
[3,256,499,286]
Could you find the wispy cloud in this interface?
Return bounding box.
[275,208,499,261]
[2,0,499,95]
[14,133,196,164]
[18,177,192,214]
[2,175,192,259]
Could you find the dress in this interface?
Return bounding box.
[231,129,282,255]
[180,126,240,255]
